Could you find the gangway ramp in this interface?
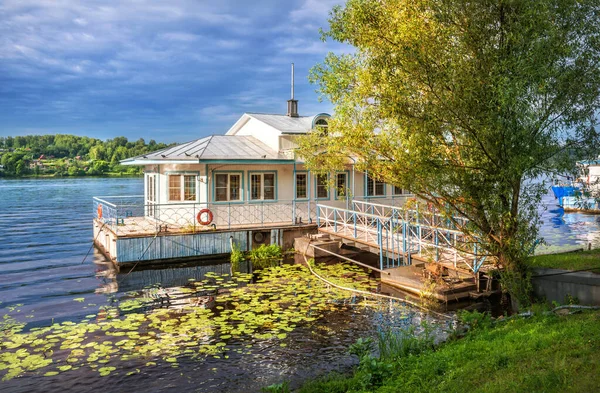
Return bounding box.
[316,200,489,274]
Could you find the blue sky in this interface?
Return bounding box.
[0,0,348,143]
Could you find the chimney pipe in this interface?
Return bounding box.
[287,63,298,117]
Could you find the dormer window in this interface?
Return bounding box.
[315,118,328,134]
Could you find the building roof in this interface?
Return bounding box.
[226,112,331,135]
[121,135,291,165]
[246,113,315,134]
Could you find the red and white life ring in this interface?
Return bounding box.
[97,204,103,219]
[196,209,213,225]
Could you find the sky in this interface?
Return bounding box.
[0,0,349,143]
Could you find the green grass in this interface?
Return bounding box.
[297,310,600,393]
[528,249,600,271]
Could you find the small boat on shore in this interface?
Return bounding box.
[551,159,600,213]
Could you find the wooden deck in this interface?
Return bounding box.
[318,225,481,273]
[102,216,316,238]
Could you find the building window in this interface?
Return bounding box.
[296,172,308,199]
[316,174,329,199]
[393,185,409,195]
[215,173,242,202]
[315,118,328,134]
[366,175,385,197]
[168,174,197,201]
[336,172,348,199]
[250,172,276,201]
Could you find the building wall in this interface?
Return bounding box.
[145,162,413,206]
[231,117,282,151]
[587,165,600,188]
[139,162,413,227]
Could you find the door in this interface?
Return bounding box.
[146,173,157,218]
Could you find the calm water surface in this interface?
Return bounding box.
[0,177,442,392]
[1,177,599,392]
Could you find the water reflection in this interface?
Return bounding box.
[539,191,600,252]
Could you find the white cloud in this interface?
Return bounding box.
[0,0,348,140]
[290,0,341,23]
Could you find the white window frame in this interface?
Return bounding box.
[249,171,277,201]
[214,172,243,202]
[168,173,197,202]
[393,185,410,195]
[335,172,349,199]
[295,171,308,200]
[315,173,330,200]
[366,174,385,197]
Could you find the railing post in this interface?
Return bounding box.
[454,232,458,268]
[353,212,357,238]
[402,221,407,265]
[377,219,383,270]
[292,200,296,224]
[435,228,439,262]
[316,205,320,227]
[334,208,338,233]
[228,203,231,229]
[473,242,478,273]
[417,207,422,254]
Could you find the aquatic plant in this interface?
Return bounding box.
[230,243,245,273]
[0,262,381,381]
[249,244,283,269]
[376,324,435,362]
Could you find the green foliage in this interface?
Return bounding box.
[296,373,354,393]
[377,324,435,361]
[249,244,283,269]
[349,337,373,360]
[457,310,494,331]
[261,381,290,393]
[528,249,600,272]
[230,243,246,273]
[299,0,600,301]
[298,309,600,393]
[0,134,171,177]
[499,266,533,308]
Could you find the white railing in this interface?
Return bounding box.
[316,200,486,273]
[93,196,318,235]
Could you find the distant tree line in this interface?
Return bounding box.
[0,135,171,177]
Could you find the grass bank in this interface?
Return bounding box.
[528,249,600,271]
[288,309,600,393]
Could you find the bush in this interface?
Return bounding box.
[230,243,246,273]
[249,244,282,269]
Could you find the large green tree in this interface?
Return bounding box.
[299,0,600,301]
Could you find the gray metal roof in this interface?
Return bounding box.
[247,113,316,134]
[121,135,290,164]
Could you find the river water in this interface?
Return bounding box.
[0,177,445,392]
[0,177,598,392]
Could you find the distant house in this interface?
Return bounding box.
[29,159,45,169]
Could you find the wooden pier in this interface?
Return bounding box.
[304,200,498,301]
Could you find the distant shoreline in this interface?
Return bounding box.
[0,173,143,180]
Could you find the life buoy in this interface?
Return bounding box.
[197,209,213,225]
[97,204,103,219]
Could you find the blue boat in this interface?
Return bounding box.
[551,183,599,212]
